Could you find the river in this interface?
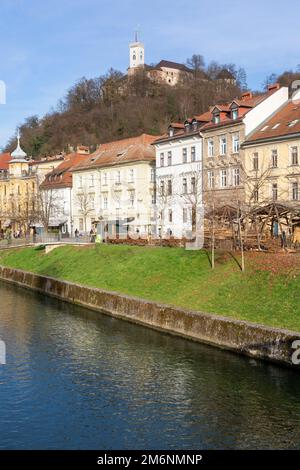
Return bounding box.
[0,281,299,449]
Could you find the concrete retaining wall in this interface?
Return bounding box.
[0,265,299,369]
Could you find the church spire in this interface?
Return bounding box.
[11,129,27,161]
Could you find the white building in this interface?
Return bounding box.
[71,134,158,237]
[40,150,90,235]
[153,112,212,238]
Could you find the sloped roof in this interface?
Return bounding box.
[72,134,159,171]
[244,101,300,145]
[40,153,90,189]
[0,153,11,170]
[156,60,192,73]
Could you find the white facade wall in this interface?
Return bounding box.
[41,187,73,235]
[155,135,203,238]
[244,87,289,136]
[72,162,156,235]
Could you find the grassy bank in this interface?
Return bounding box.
[0,244,299,331]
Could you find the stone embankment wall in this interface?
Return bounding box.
[0,266,299,368]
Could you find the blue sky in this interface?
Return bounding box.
[0,0,299,149]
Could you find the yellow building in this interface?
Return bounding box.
[242,100,300,205]
[0,135,64,234]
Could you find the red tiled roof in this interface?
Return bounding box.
[201,89,279,132]
[0,153,11,170]
[72,134,159,171]
[193,111,212,122]
[29,155,65,166]
[244,101,300,144]
[40,153,90,189]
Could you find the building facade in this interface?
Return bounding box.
[71,134,158,236]
[154,112,211,237]
[39,150,90,235]
[242,99,300,204]
[201,84,289,207]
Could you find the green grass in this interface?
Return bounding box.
[0,244,299,332]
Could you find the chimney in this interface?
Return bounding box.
[267,83,280,92]
[241,91,253,101]
[76,145,90,155]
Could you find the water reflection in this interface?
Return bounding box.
[0,282,299,449]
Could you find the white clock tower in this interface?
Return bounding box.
[129,31,144,71]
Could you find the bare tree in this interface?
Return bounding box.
[76,186,94,232]
[36,188,60,233]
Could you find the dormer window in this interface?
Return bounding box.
[184,122,190,133]
[213,113,220,124]
[192,120,198,131]
[169,127,174,137]
[232,108,238,120]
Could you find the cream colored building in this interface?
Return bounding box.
[71,134,158,235]
[243,100,300,204]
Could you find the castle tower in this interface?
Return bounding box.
[129,31,144,72]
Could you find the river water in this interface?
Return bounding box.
[0,281,299,450]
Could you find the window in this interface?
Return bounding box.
[220,169,227,187]
[182,148,187,163]
[116,171,121,184]
[129,191,135,207]
[151,192,156,204]
[182,177,187,194]
[183,208,188,223]
[288,119,299,127]
[232,133,240,153]
[150,168,155,182]
[79,218,84,231]
[103,173,108,185]
[167,179,172,195]
[191,146,196,162]
[103,195,108,209]
[271,149,278,168]
[129,169,134,183]
[191,176,196,193]
[233,168,240,186]
[272,183,278,201]
[272,123,281,129]
[214,113,220,124]
[292,182,299,201]
[220,136,227,155]
[89,174,94,187]
[253,152,259,171]
[168,209,172,223]
[291,147,298,166]
[90,197,95,210]
[160,180,164,196]
[167,151,172,166]
[160,153,164,167]
[232,108,238,120]
[208,170,214,189]
[260,125,269,132]
[78,176,83,188]
[208,139,214,157]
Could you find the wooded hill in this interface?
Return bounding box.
[4,57,300,159]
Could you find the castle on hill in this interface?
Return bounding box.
[127,33,235,86]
